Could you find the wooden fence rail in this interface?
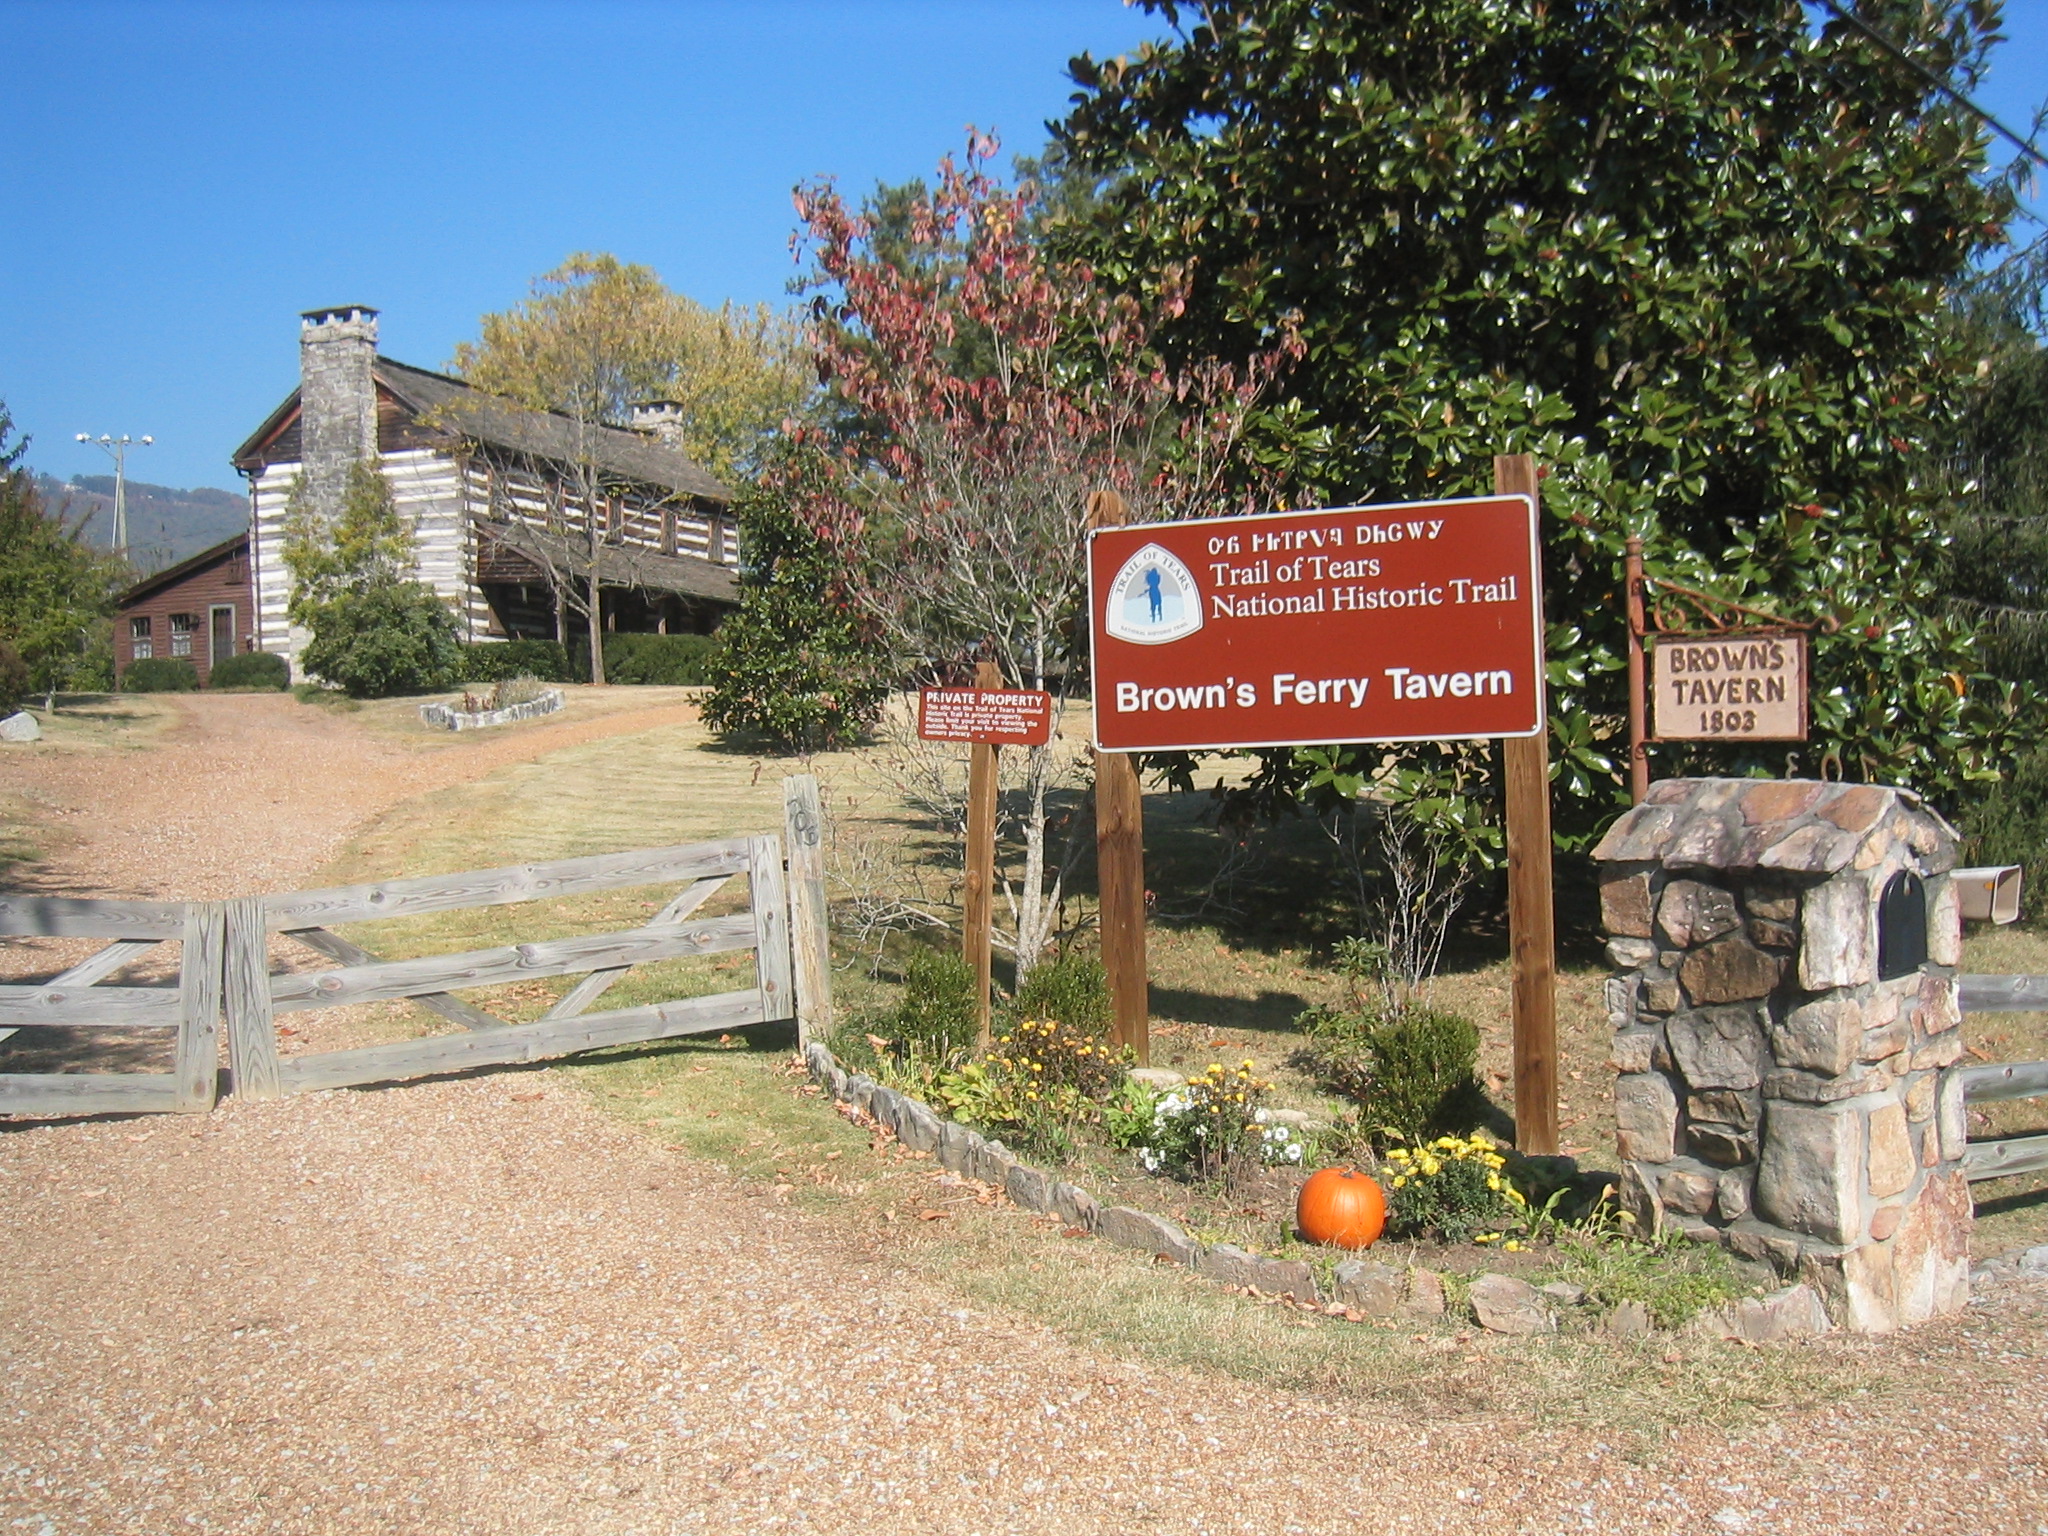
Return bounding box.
[0,898,221,1116]
[1953,976,2048,1183]
[4,786,831,1120]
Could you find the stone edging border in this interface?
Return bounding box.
[801,1042,1831,1340]
[418,689,565,732]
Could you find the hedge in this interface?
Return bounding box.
[568,632,719,686]
[122,658,200,693]
[453,639,573,684]
[207,651,290,691]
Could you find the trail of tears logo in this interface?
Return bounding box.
[1104,544,1202,645]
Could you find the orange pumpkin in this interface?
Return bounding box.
[1295,1166,1388,1250]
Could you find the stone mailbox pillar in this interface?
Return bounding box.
[1592,779,1971,1333]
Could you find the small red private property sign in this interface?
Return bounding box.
[918,686,1056,746]
[1088,495,1545,752]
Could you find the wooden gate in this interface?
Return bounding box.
[0,895,222,1116]
[222,835,794,1098]
[1952,973,2048,1183]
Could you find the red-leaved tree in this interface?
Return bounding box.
[788,137,1297,974]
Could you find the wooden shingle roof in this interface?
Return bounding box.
[231,358,731,506]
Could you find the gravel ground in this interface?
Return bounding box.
[3,695,2046,1534]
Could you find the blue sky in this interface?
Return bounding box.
[2,0,2044,496]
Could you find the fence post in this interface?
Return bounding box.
[174,901,224,1112]
[748,835,795,1028]
[224,896,282,1100]
[782,775,834,1049]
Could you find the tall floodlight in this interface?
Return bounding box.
[74,432,154,556]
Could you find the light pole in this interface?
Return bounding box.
[74,432,153,557]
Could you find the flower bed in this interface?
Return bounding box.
[802,1039,1826,1340]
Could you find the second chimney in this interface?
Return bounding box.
[299,305,380,519]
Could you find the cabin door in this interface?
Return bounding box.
[209,605,236,675]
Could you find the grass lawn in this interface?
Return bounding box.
[277,700,2048,1433]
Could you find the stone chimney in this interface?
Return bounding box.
[298,305,381,517]
[630,399,688,447]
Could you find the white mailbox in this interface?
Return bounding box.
[1952,865,2023,925]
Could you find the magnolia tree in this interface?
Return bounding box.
[786,138,1296,974]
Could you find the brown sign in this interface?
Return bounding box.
[1087,496,1544,752]
[918,687,1055,746]
[1650,633,1808,742]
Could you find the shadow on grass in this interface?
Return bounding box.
[1972,1181,2048,1220]
[1147,984,1312,1035]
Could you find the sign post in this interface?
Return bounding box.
[1495,455,1557,1157]
[1624,535,1650,804]
[1087,477,1555,1149]
[916,670,1057,1049]
[961,660,1003,1049]
[1088,490,1150,1066]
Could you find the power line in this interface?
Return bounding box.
[1813,0,2048,170]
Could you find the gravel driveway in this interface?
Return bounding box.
[4,695,2045,1534]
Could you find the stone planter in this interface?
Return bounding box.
[1593,778,1971,1333]
[419,689,563,731]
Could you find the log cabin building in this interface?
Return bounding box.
[113,532,254,686]
[229,306,738,678]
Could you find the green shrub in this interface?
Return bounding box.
[454,639,572,685]
[569,632,719,686]
[121,657,200,692]
[207,651,289,691]
[74,621,115,692]
[829,948,980,1096]
[300,582,461,698]
[891,948,980,1066]
[1302,1001,1485,1145]
[1008,951,1110,1033]
[0,640,28,713]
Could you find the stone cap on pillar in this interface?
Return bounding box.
[1591,778,1957,875]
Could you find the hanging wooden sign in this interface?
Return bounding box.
[1649,633,1809,742]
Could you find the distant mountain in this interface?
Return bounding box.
[35,474,246,576]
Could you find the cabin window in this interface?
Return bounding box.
[130,616,153,659]
[1877,870,1929,981]
[169,613,195,657]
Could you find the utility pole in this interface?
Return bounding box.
[74,433,153,557]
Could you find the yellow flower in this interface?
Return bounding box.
[1391,1176,1408,1189]
[1025,1090,1038,1101]
[1503,1240,1523,1252]
[1486,1174,1502,1191]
